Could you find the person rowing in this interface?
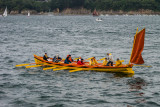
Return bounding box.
[64,55,73,64]
[115,58,123,66]
[77,57,84,65]
[53,54,62,63]
[102,58,108,66]
[43,53,49,61]
[89,57,98,66]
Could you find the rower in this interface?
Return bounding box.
[115,58,122,66]
[64,55,73,64]
[102,58,108,66]
[89,57,98,66]
[43,53,49,61]
[53,54,62,63]
[77,57,84,65]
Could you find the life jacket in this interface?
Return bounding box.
[115,60,122,66]
[43,54,48,61]
[89,60,93,66]
[102,59,108,65]
[69,57,73,62]
[93,58,98,65]
[45,54,48,58]
[89,58,98,66]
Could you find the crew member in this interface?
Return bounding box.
[102,58,108,66]
[115,58,122,66]
[106,53,114,66]
[64,55,73,64]
[43,53,49,61]
[89,57,98,66]
[77,57,84,65]
[53,54,62,63]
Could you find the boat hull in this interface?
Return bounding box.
[34,55,134,74]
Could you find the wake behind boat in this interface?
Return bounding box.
[15,28,146,74]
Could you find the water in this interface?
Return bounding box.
[0,15,160,107]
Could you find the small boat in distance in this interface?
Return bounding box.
[48,9,53,16]
[3,7,7,17]
[28,11,30,17]
[96,18,102,22]
[93,9,99,16]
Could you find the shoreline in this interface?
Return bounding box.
[1,8,160,15]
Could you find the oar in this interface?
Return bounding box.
[133,65,152,67]
[69,68,83,72]
[15,63,37,67]
[53,67,68,71]
[121,60,124,62]
[85,57,94,60]
[97,58,106,61]
[15,62,44,67]
[26,65,42,68]
[43,66,57,70]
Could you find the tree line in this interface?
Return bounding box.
[0,0,160,13]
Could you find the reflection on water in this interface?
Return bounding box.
[113,72,134,78]
[127,77,147,104]
[127,77,147,90]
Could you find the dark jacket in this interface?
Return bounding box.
[64,57,71,64]
[43,55,48,61]
[53,56,62,62]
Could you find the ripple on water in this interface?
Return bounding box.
[0,15,160,107]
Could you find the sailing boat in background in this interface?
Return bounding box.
[93,9,99,16]
[48,9,53,16]
[28,11,30,17]
[3,7,7,17]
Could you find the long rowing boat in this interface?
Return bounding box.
[16,28,146,74]
[34,54,134,74]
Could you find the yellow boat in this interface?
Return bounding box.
[16,28,146,75]
[34,54,134,74]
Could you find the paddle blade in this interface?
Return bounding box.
[15,63,30,67]
[15,62,44,67]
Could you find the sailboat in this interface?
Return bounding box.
[15,28,146,75]
[3,7,7,17]
[28,11,30,17]
[48,9,53,16]
[93,9,99,16]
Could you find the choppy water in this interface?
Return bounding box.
[0,15,160,107]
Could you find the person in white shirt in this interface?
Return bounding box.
[106,53,114,66]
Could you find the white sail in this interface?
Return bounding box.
[3,7,7,17]
[28,11,30,16]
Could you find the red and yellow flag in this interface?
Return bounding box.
[130,28,145,64]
